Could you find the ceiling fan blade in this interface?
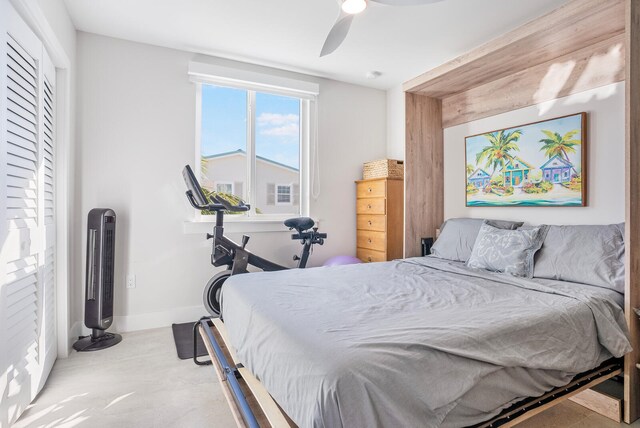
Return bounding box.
[369,0,443,5]
[320,13,355,57]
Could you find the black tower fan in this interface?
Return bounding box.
[73,208,122,351]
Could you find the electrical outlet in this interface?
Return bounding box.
[126,274,136,289]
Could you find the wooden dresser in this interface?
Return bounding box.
[355,178,404,262]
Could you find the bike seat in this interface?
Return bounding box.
[284,217,315,233]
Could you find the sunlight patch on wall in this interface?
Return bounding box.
[566,44,624,105]
[534,42,624,116]
[534,61,576,114]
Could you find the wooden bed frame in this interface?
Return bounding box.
[200,319,623,428]
[199,319,297,428]
[198,0,640,426]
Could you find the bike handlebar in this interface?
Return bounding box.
[212,194,251,212]
[185,190,251,212]
[183,164,251,213]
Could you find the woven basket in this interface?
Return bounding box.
[363,159,404,180]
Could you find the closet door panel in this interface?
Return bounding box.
[38,50,56,385]
[0,2,57,425]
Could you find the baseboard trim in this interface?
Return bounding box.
[66,306,207,355]
[112,305,207,333]
[67,320,84,353]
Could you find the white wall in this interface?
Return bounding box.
[35,0,75,55]
[444,82,625,225]
[386,84,405,160]
[75,32,387,332]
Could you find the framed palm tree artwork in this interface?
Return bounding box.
[465,112,586,207]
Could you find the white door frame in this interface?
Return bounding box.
[10,0,73,358]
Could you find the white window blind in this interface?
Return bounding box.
[188,61,319,100]
[0,3,57,425]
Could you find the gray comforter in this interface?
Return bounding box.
[221,257,631,428]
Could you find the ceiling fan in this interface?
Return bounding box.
[320,0,444,57]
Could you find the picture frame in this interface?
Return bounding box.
[465,112,587,207]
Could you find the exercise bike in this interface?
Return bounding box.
[183,165,327,317]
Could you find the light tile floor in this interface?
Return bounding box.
[14,327,640,428]
[14,327,235,428]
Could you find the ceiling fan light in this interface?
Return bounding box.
[342,0,367,14]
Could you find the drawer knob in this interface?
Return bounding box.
[368,238,372,243]
[367,256,372,262]
[368,221,372,226]
[368,187,372,192]
[367,204,372,209]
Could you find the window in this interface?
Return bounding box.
[276,184,292,205]
[215,182,234,195]
[196,80,313,218]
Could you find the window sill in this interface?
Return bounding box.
[183,217,319,234]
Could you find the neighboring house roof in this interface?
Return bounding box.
[540,154,573,170]
[203,149,299,172]
[504,157,535,171]
[468,168,490,180]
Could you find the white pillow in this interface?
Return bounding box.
[466,222,548,278]
[430,218,524,262]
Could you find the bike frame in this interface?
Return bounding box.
[208,210,288,274]
[208,210,323,274]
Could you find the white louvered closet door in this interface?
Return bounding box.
[0,2,57,426]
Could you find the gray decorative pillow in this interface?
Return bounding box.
[466,222,549,278]
[430,218,524,262]
[533,224,625,293]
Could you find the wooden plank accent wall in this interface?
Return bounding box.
[442,34,626,128]
[404,94,443,257]
[624,0,640,423]
[403,0,624,97]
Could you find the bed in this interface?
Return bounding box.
[212,254,630,428]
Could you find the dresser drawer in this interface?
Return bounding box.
[356,198,386,215]
[357,248,387,263]
[357,215,386,232]
[357,230,386,251]
[356,180,386,198]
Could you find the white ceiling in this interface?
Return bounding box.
[63,0,568,90]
